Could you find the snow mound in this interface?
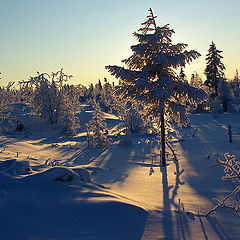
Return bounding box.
[35,166,91,183]
[0,159,32,176]
[71,167,92,182]
[0,171,15,184]
[117,138,133,146]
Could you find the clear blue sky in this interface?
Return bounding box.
[0,0,239,86]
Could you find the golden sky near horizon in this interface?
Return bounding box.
[0,0,239,86]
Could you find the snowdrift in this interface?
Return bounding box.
[0,161,147,240]
[25,166,92,183]
[1,111,240,239]
[0,159,32,176]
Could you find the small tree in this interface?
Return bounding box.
[86,102,109,147]
[188,72,210,113]
[232,70,240,88]
[229,70,240,111]
[60,94,80,135]
[217,78,232,112]
[106,8,205,167]
[100,78,114,112]
[204,41,225,98]
[190,72,203,89]
[112,97,145,135]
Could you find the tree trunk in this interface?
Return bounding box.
[160,111,166,167]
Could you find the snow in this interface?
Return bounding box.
[0,159,32,176]
[0,109,240,239]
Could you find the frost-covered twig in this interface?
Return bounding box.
[206,186,240,217]
[206,153,240,217]
[220,153,240,182]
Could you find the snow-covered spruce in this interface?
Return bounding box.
[204,41,225,99]
[229,70,240,111]
[217,79,233,112]
[99,78,115,112]
[204,42,233,112]
[106,8,206,166]
[86,101,109,147]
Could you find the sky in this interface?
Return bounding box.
[0,0,239,86]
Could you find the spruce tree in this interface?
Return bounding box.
[204,41,225,98]
[232,69,240,88]
[106,8,205,167]
[86,102,109,147]
[218,79,232,112]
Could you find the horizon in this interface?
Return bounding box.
[0,0,239,86]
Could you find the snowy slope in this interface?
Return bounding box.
[0,110,240,239]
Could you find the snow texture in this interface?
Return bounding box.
[0,107,240,239]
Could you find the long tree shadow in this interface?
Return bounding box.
[206,216,232,240]
[84,141,134,185]
[160,166,174,239]
[171,159,185,209]
[178,114,240,238]
[142,132,191,239]
[87,134,162,186]
[184,114,240,199]
[161,157,189,239]
[63,145,109,166]
[198,214,209,240]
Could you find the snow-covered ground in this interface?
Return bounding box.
[0,107,240,239]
